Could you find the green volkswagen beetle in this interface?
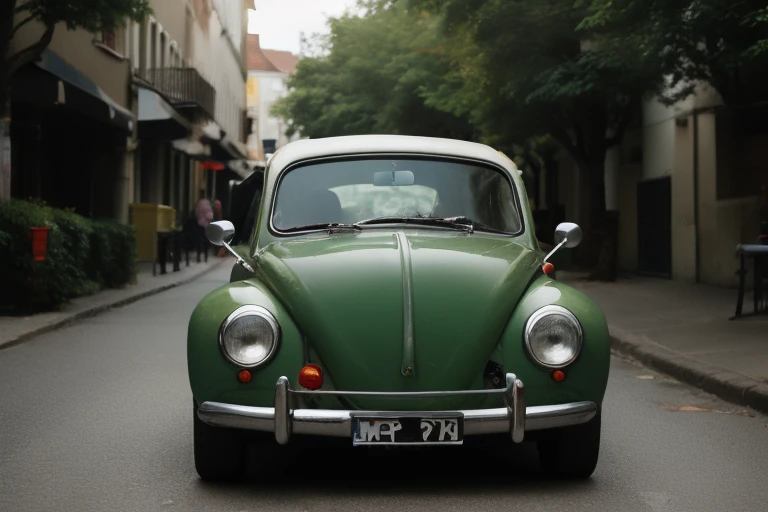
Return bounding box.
[188,135,610,481]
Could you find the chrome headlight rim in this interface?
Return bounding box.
[218,305,281,369]
[524,304,583,369]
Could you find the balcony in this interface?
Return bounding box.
[139,68,216,122]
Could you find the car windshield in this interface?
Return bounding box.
[271,157,522,234]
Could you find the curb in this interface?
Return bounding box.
[611,334,768,416]
[0,259,226,352]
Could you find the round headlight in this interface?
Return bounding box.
[524,305,583,369]
[219,305,280,368]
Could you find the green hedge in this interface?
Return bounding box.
[0,199,137,314]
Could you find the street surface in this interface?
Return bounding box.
[1,265,767,512]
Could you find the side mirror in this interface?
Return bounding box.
[543,222,582,263]
[205,221,235,246]
[554,222,582,248]
[204,221,255,273]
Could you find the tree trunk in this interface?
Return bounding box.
[549,110,620,281]
[584,157,618,282]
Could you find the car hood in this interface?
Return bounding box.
[255,231,540,409]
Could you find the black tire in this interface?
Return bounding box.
[537,409,601,479]
[193,403,247,482]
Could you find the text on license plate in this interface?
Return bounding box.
[352,415,464,445]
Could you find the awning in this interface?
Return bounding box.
[171,138,209,159]
[209,135,248,162]
[197,120,247,162]
[12,49,135,133]
[137,86,192,140]
[202,121,224,141]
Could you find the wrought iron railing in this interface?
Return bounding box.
[140,68,216,121]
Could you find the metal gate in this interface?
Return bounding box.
[637,176,672,277]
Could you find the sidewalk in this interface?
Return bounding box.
[561,272,768,414]
[0,256,228,350]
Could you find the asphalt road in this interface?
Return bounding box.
[1,264,767,512]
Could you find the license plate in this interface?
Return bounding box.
[351,413,464,446]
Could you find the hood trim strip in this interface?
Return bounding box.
[396,232,416,376]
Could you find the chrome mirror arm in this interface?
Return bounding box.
[221,241,255,273]
[543,237,567,263]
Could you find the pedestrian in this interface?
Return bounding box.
[194,190,213,262]
[212,197,227,258]
[214,198,223,221]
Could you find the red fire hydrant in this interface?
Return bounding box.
[29,227,51,262]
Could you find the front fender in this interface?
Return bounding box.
[187,278,304,407]
[500,275,610,407]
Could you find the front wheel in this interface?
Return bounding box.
[537,409,601,479]
[193,403,246,481]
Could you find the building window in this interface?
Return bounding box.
[170,44,180,68]
[102,29,116,51]
[150,22,157,69]
[125,23,131,60]
[160,32,167,68]
[132,23,140,71]
[92,27,126,59]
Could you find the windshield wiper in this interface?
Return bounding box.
[282,222,362,233]
[356,216,509,234]
[355,216,475,233]
[439,216,509,234]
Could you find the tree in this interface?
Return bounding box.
[0,0,152,199]
[272,1,475,141]
[582,0,768,106]
[411,0,689,278]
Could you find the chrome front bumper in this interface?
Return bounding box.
[197,373,597,445]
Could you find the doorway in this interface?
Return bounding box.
[637,176,672,277]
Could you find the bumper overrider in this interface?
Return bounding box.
[197,373,597,445]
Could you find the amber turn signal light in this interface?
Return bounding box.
[542,262,555,275]
[238,370,252,383]
[299,364,323,390]
[552,370,565,382]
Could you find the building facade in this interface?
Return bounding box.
[9,17,137,221]
[129,0,252,228]
[552,84,766,288]
[8,0,253,229]
[245,34,300,162]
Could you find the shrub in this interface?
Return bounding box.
[46,206,100,298]
[0,199,58,311]
[0,199,138,314]
[90,219,137,288]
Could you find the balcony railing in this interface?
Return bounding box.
[140,68,216,121]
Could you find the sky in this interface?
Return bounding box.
[247,0,358,55]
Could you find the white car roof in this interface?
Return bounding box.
[266,135,519,177]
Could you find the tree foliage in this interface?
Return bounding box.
[272,2,475,141]
[583,0,768,105]
[418,1,670,279]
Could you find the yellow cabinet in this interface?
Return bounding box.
[129,204,176,262]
